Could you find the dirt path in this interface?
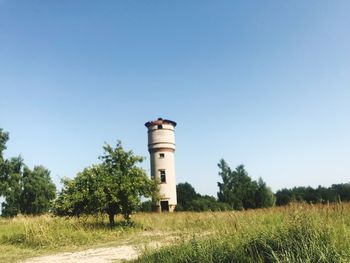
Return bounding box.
[21,245,140,263]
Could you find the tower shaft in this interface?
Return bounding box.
[145,118,177,212]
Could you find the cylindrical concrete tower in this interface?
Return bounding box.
[145,118,177,212]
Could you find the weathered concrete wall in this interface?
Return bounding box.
[145,119,177,212]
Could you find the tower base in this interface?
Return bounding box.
[152,203,176,212]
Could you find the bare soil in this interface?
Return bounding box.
[20,245,139,263]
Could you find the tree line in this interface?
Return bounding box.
[275,184,350,206]
[0,129,157,224]
[176,160,350,212]
[0,129,56,217]
[1,128,350,220]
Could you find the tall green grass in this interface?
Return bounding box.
[0,203,349,262]
[0,215,138,248]
[135,203,350,262]
[0,214,142,262]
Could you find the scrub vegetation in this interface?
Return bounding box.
[0,203,349,262]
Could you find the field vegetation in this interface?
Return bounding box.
[0,203,349,262]
[1,128,350,262]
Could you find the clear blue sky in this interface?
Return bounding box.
[1,1,349,196]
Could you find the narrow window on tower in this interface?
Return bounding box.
[159,153,165,158]
[158,125,163,129]
[160,170,166,183]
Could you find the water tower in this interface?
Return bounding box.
[145,118,177,212]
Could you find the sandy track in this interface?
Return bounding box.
[21,245,139,263]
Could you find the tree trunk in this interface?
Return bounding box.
[108,213,115,226]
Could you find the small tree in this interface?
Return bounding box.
[217,160,257,210]
[1,157,23,217]
[21,166,56,215]
[255,177,275,208]
[54,142,159,225]
[176,182,198,211]
[217,159,274,210]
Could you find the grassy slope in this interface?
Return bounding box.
[0,203,349,263]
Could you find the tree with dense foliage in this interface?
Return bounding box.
[54,142,159,225]
[137,200,153,212]
[255,178,276,208]
[20,166,56,215]
[0,129,10,195]
[217,159,274,210]
[176,182,231,212]
[189,195,232,211]
[176,182,198,211]
[217,160,255,210]
[0,128,56,217]
[0,131,22,216]
[54,165,106,217]
[0,156,23,217]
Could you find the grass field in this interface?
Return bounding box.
[0,203,349,262]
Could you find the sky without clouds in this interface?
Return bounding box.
[0,1,349,196]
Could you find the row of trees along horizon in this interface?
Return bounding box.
[1,128,350,224]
